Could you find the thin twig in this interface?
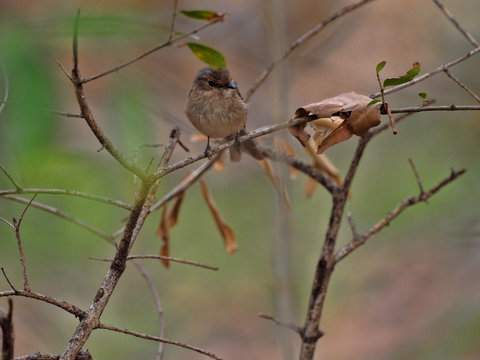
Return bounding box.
[258,312,302,334]
[167,0,179,41]
[443,69,480,103]
[0,289,86,319]
[51,54,73,82]
[1,267,17,292]
[131,259,166,360]
[90,255,219,271]
[45,109,84,118]
[0,195,113,242]
[0,164,23,191]
[0,188,132,210]
[70,11,148,181]
[432,0,479,47]
[384,103,398,135]
[346,211,359,240]
[81,18,221,84]
[14,194,37,291]
[335,168,467,263]
[0,56,9,117]
[96,323,224,360]
[245,0,378,101]
[371,45,480,98]
[389,105,480,113]
[408,158,425,195]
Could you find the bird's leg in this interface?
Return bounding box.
[204,136,212,160]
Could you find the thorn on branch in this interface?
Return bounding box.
[258,312,303,334]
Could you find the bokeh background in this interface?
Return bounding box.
[0,0,479,359]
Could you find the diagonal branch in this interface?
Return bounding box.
[443,69,480,103]
[96,323,224,360]
[335,168,467,263]
[432,0,479,47]
[245,0,379,101]
[70,11,148,180]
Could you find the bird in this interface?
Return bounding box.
[185,66,264,162]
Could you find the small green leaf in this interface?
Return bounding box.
[383,62,421,88]
[367,99,382,107]
[418,92,427,99]
[180,10,226,22]
[187,42,226,70]
[376,61,386,74]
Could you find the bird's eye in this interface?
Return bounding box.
[208,81,217,87]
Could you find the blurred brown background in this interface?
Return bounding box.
[0,0,479,359]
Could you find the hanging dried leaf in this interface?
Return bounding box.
[199,180,238,254]
[274,137,298,179]
[167,191,185,228]
[213,151,226,172]
[157,204,171,268]
[294,92,381,154]
[305,140,343,186]
[258,158,291,212]
[305,176,319,199]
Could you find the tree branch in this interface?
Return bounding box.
[245,0,379,101]
[96,323,224,360]
[334,168,467,263]
[0,298,14,360]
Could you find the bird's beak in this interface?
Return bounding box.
[226,80,237,89]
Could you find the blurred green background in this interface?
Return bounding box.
[0,0,479,359]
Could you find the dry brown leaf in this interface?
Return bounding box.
[273,137,298,179]
[305,176,319,199]
[305,140,343,186]
[199,180,238,254]
[213,151,226,171]
[293,92,381,153]
[258,158,291,212]
[157,204,170,268]
[167,191,185,228]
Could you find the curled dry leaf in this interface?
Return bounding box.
[199,180,238,254]
[273,137,298,179]
[167,191,185,228]
[293,92,381,153]
[157,204,171,268]
[258,157,291,212]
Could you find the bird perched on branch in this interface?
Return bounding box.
[185,66,264,161]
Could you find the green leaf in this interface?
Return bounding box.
[418,92,427,99]
[187,42,226,70]
[367,99,382,107]
[180,10,226,22]
[376,61,386,74]
[383,62,421,88]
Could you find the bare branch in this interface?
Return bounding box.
[70,11,148,180]
[1,268,17,292]
[389,105,480,113]
[0,57,9,117]
[432,0,479,47]
[258,312,302,334]
[346,211,359,240]
[0,195,113,242]
[13,194,37,291]
[0,290,86,319]
[96,323,224,360]
[80,16,221,84]
[51,54,73,82]
[91,255,219,271]
[245,0,379,101]
[45,109,83,118]
[0,164,23,192]
[335,168,467,263]
[130,259,165,360]
[371,45,480,98]
[443,69,480,103]
[408,158,425,196]
[0,188,132,210]
[167,0,179,41]
[15,350,92,360]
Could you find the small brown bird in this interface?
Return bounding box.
[185,66,264,161]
